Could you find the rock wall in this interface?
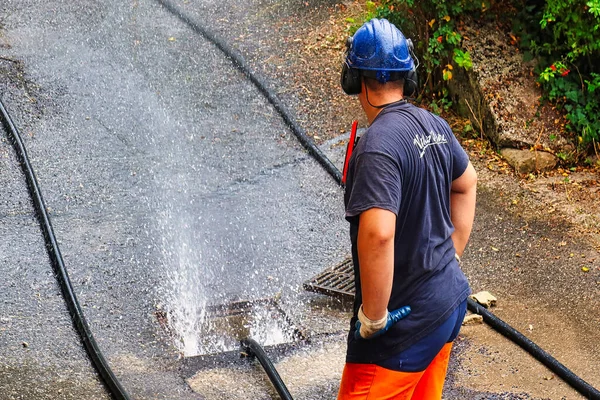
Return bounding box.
[448,23,574,173]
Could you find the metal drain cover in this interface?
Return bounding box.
[303,258,355,300]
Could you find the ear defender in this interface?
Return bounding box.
[342,62,417,97]
[403,68,418,98]
[341,37,362,95]
[403,39,419,98]
[341,62,362,95]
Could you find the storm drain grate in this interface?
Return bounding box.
[303,258,355,300]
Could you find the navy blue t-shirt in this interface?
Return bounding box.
[344,101,471,363]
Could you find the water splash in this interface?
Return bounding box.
[158,205,212,356]
[155,179,298,356]
[160,228,299,357]
[248,306,292,347]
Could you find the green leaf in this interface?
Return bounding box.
[566,90,579,103]
[588,0,600,17]
[453,49,473,70]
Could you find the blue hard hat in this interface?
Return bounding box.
[346,19,415,83]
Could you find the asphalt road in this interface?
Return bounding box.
[1,0,346,398]
[1,0,598,399]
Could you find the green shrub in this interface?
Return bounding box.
[357,0,600,153]
[516,0,600,149]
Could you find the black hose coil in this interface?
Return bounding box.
[0,99,131,400]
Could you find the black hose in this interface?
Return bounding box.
[0,98,131,400]
[155,0,343,186]
[241,338,294,400]
[467,298,600,400]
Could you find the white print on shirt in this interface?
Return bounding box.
[413,131,448,158]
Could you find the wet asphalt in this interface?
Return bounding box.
[1,0,599,399]
[1,0,346,398]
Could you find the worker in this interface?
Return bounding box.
[337,18,477,399]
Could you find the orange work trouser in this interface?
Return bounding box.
[337,342,453,400]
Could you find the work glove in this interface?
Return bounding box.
[354,304,411,340]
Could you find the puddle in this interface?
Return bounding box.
[183,333,346,400]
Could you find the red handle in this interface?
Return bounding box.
[342,120,358,185]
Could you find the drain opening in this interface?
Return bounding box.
[156,298,304,357]
[303,258,355,300]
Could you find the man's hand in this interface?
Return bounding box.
[354,304,411,340]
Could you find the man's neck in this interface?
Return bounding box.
[361,94,405,124]
[359,84,404,124]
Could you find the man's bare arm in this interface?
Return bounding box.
[450,161,477,257]
[357,208,396,320]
